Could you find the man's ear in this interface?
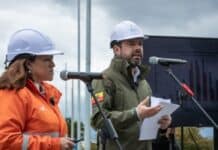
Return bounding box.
[113,45,121,56]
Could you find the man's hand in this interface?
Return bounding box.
[136,96,162,120]
[158,115,172,129]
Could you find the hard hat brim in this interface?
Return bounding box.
[6,49,64,64]
[35,49,64,55]
[115,34,146,42]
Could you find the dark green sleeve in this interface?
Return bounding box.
[91,79,139,130]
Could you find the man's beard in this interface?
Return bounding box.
[128,58,142,67]
[128,53,142,66]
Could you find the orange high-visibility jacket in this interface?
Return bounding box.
[0,80,68,150]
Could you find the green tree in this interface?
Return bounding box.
[175,127,213,150]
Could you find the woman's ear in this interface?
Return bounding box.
[25,59,31,66]
[7,59,27,84]
[24,60,32,71]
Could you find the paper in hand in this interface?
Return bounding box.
[139,96,180,140]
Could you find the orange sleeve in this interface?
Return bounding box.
[0,91,61,150]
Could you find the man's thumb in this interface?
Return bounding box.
[139,96,149,106]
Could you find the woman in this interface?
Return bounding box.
[0,29,74,150]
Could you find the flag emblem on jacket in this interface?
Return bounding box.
[91,92,104,105]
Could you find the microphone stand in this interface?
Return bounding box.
[177,87,188,150]
[81,78,123,150]
[165,67,218,130]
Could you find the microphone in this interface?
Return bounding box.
[60,70,103,81]
[149,56,187,66]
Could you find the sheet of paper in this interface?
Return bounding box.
[139,96,180,140]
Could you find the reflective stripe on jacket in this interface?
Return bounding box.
[0,80,67,150]
[22,132,59,150]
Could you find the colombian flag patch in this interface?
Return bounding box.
[91,92,104,105]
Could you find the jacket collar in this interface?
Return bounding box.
[109,56,150,80]
[26,79,61,104]
[26,80,43,98]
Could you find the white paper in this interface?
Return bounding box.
[139,96,180,140]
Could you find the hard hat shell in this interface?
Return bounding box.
[110,20,146,44]
[5,28,63,63]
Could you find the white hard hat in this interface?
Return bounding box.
[110,20,146,47]
[5,28,63,64]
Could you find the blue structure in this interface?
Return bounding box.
[142,35,218,149]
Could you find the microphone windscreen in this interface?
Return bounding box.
[149,56,159,64]
[60,70,68,81]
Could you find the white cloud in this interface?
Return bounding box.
[141,13,218,38]
[185,14,218,37]
[91,4,116,72]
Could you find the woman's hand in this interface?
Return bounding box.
[60,137,75,150]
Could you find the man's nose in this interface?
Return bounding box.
[134,45,143,52]
[134,43,143,49]
[50,61,55,67]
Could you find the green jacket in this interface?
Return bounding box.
[91,57,153,150]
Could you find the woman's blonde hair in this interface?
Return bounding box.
[0,59,28,90]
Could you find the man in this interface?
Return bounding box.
[91,20,171,150]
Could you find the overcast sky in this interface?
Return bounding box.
[0,0,216,137]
